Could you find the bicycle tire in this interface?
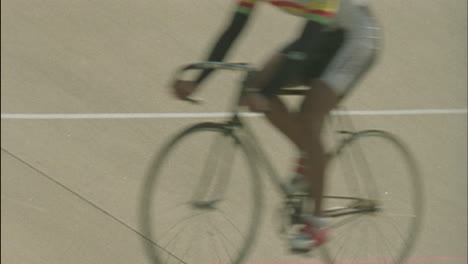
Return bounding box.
[140,122,262,264]
[319,130,423,264]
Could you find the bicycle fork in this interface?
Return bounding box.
[190,126,238,210]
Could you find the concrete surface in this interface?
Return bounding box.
[1,0,467,263]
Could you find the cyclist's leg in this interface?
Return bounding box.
[297,79,339,215]
[265,96,306,148]
[301,38,380,216]
[249,53,307,149]
[247,52,338,216]
[248,29,346,153]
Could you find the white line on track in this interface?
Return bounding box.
[1,109,467,119]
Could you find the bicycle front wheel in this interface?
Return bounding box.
[320,130,423,264]
[140,122,262,264]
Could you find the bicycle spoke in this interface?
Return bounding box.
[162,217,199,264]
[370,219,397,263]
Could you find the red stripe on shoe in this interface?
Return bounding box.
[301,223,330,248]
[311,228,330,247]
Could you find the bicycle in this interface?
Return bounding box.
[140,62,423,264]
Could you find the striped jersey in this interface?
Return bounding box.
[237,0,341,25]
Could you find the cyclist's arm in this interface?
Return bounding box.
[195,1,255,85]
[260,20,325,97]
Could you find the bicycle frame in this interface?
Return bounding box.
[176,62,380,222]
[221,113,380,223]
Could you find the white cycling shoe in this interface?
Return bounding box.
[289,216,330,253]
[286,155,330,252]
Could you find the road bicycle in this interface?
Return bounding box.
[140,62,423,264]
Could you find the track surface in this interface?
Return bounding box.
[1,1,467,263]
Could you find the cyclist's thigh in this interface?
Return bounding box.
[299,80,339,132]
[319,31,380,98]
[292,30,345,128]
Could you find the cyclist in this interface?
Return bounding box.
[172,0,380,252]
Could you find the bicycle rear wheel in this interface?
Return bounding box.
[320,130,423,263]
[140,122,262,264]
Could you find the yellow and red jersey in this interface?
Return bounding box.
[237,0,340,25]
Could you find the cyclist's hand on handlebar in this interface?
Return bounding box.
[172,80,198,100]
